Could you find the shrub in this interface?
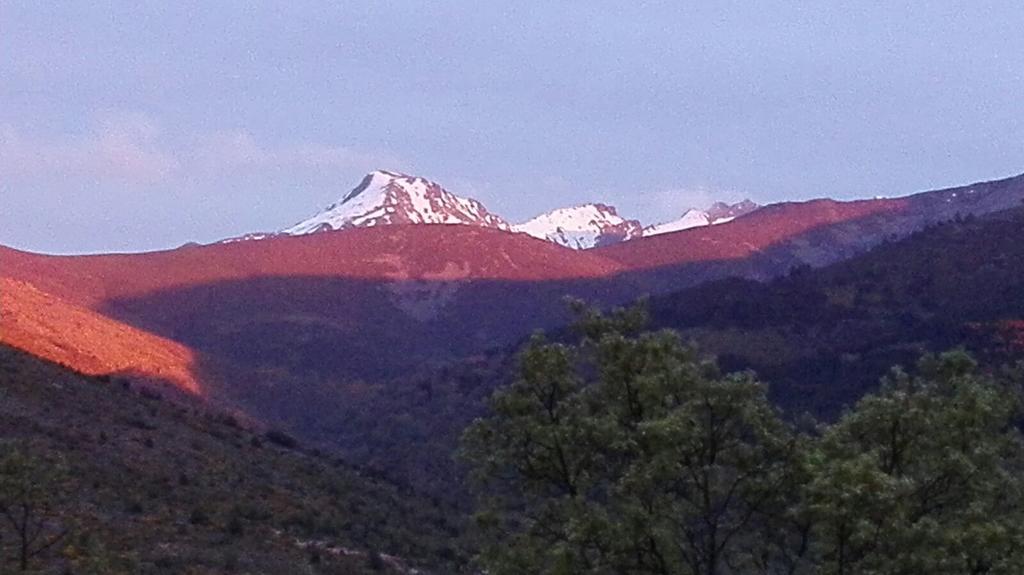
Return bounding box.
[264,429,298,449]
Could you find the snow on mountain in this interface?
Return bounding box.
[228,169,759,250]
[513,204,644,250]
[642,209,711,236]
[283,170,511,235]
[643,200,760,238]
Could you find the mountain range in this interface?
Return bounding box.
[245,169,761,249]
[5,171,1024,391]
[5,168,1024,557]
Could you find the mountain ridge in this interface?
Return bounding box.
[642,199,761,237]
[243,169,762,249]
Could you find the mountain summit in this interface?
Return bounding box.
[642,199,760,237]
[513,203,644,249]
[283,170,511,235]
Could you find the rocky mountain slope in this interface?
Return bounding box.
[283,170,511,235]
[642,199,760,236]
[513,199,760,248]
[236,169,1024,260]
[251,169,760,249]
[512,203,643,249]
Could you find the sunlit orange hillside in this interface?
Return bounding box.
[0,278,201,394]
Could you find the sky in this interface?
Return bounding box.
[3,2,1024,254]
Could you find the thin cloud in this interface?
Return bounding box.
[190,131,401,175]
[645,186,717,215]
[0,114,178,184]
[0,116,401,190]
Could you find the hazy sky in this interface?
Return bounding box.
[3,2,1024,254]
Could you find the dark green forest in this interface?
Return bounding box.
[461,306,1024,574]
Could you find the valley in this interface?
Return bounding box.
[4,170,1024,511]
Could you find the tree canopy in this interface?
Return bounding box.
[461,305,1024,574]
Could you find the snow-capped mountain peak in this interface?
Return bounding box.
[642,209,711,236]
[283,170,510,235]
[643,200,760,237]
[513,203,644,250]
[229,170,758,249]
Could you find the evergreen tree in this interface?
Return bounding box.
[461,304,804,574]
[0,442,71,572]
[804,351,1024,574]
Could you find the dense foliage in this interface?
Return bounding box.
[462,305,1024,574]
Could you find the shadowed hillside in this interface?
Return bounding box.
[0,345,469,574]
[646,207,1024,416]
[306,206,1024,499]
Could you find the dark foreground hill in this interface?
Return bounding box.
[0,344,468,574]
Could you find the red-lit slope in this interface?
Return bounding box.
[0,278,200,394]
[597,198,910,269]
[0,225,624,308]
[0,226,629,384]
[0,195,964,390]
